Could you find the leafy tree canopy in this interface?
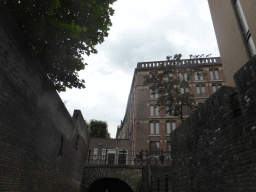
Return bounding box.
[4,0,116,92]
[143,54,206,122]
[88,119,110,138]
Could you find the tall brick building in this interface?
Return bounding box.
[116,57,225,161]
[208,0,256,86]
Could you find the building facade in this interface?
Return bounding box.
[208,0,256,86]
[116,57,225,162]
[87,138,133,165]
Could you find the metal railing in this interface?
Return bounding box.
[86,149,171,166]
[137,57,221,68]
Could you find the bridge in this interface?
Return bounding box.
[81,165,148,192]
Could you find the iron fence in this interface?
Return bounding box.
[86,149,171,166]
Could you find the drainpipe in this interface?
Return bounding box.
[132,73,137,164]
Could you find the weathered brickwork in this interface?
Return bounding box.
[170,56,256,192]
[88,138,133,165]
[118,58,226,164]
[82,165,144,192]
[0,3,89,192]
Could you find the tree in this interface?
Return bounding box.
[88,119,111,138]
[3,0,116,92]
[143,54,205,122]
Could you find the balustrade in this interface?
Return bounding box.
[138,57,221,68]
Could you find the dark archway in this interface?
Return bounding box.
[87,178,133,192]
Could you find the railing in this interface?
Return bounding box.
[149,174,170,192]
[137,57,221,68]
[86,149,171,166]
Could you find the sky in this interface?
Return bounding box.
[59,0,220,138]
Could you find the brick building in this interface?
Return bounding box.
[87,138,133,165]
[116,57,225,161]
[208,0,256,86]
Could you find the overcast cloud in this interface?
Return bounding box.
[59,0,220,138]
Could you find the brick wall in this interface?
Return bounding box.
[170,56,256,191]
[0,3,89,192]
[88,138,132,165]
[82,165,144,192]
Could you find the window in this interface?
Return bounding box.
[179,72,188,81]
[165,73,173,82]
[194,72,204,81]
[196,85,206,97]
[166,122,171,134]
[212,84,221,93]
[180,87,190,95]
[150,89,158,99]
[166,105,175,116]
[210,69,220,80]
[172,122,176,131]
[184,73,188,81]
[185,87,190,94]
[179,73,183,81]
[166,121,176,134]
[233,0,256,56]
[150,106,154,116]
[187,106,192,116]
[182,105,187,116]
[118,150,127,165]
[150,141,160,155]
[150,105,159,116]
[107,149,116,165]
[167,141,171,154]
[155,106,159,116]
[180,87,184,94]
[93,148,98,160]
[150,122,160,135]
[102,149,106,160]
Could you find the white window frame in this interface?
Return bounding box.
[106,149,116,165]
[150,122,160,135]
[118,150,128,165]
[93,148,98,160]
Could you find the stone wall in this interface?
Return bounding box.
[0,2,89,192]
[82,165,145,192]
[170,56,256,191]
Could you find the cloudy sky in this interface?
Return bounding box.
[59,0,220,138]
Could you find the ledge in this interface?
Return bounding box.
[84,164,143,169]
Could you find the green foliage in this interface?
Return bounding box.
[4,0,116,92]
[144,54,205,122]
[88,119,110,138]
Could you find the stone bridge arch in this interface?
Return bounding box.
[82,165,145,192]
[87,178,133,192]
